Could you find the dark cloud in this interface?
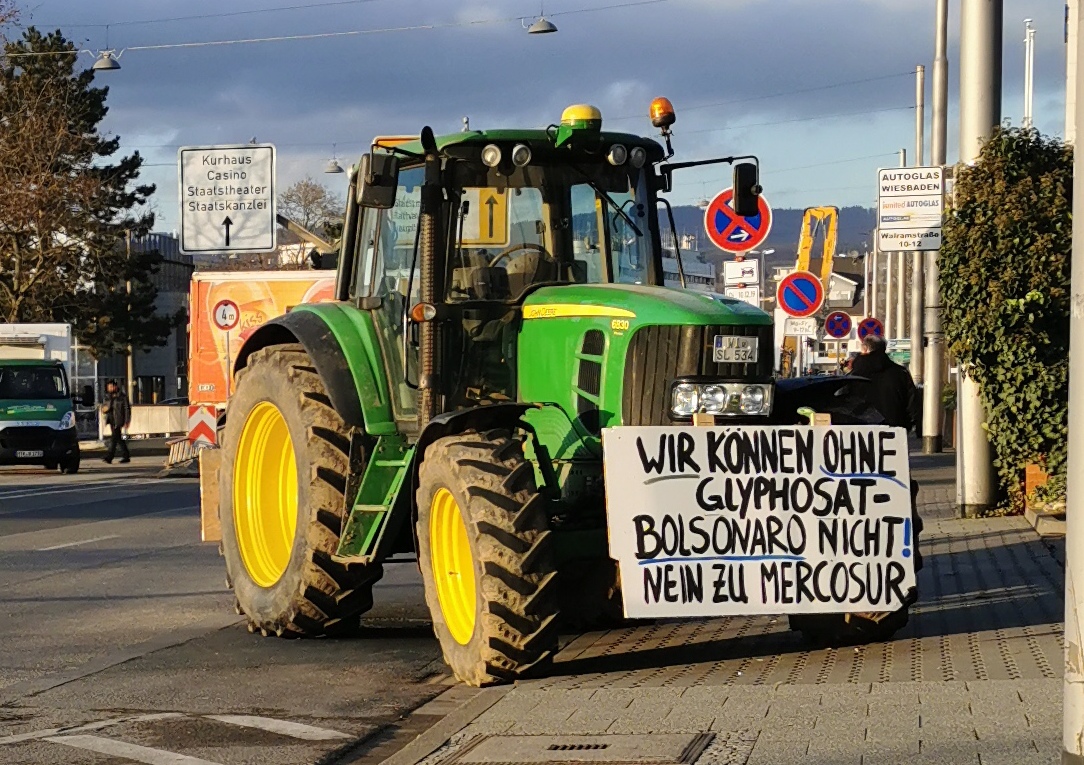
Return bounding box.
[18,0,1071,229]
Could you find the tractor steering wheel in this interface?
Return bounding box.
[487,242,553,268]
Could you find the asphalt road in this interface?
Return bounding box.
[0,457,445,765]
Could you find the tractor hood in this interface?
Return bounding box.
[516,282,775,460]
[521,283,771,326]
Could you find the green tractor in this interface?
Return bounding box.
[216,101,920,686]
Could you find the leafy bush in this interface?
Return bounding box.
[939,126,1071,508]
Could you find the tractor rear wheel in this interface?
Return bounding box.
[416,429,559,686]
[219,345,382,637]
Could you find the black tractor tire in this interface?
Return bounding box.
[789,480,923,646]
[416,429,559,686]
[59,452,80,475]
[219,344,382,638]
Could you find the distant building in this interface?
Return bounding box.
[661,252,715,293]
[96,234,194,403]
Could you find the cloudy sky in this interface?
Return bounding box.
[16,0,1070,234]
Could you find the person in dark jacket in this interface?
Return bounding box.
[102,380,131,464]
[849,336,919,431]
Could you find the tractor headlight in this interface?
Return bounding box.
[607,144,628,166]
[669,381,773,418]
[59,411,75,430]
[481,144,502,167]
[670,383,699,417]
[699,385,730,414]
[629,146,647,168]
[511,143,532,166]
[740,385,767,414]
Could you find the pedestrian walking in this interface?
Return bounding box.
[849,336,919,431]
[101,379,131,464]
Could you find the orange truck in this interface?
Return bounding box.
[187,270,336,444]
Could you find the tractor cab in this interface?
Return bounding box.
[337,102,765,425]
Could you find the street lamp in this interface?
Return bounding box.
[324,144,344,174]
[89,50,121,71]
[524,6,557,34]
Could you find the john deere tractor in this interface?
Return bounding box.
[216,100,920,686]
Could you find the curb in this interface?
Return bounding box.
[1025,502,1066,537]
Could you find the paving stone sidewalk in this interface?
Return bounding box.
[420,448,1065,765]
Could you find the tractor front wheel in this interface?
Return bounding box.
[219,344,382,637]
[416,430,559,686]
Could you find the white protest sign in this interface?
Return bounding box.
[602,425,915,619]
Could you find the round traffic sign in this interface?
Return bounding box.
[213,299,240,331]
[776,271,824,318]
[857,317,885,340]
[703,188,773,254]
[824,311,853,339]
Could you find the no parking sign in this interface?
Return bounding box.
[703,188,773,254]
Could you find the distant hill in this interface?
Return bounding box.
[667,205,875,271]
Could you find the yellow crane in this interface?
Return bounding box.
[780,206,839,377]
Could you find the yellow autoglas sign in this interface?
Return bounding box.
[522,305,636,320]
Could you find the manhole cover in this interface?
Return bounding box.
[440,734,714,765]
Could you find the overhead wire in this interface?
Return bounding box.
[43,0,393,29]
[681,105,914,135]
[607,71,916,122]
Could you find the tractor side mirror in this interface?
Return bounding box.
[732,162,761,218]
[356,153,400,209]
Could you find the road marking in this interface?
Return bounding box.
[0,479,157,501]
[206,714,351,740]
[38,534,120,551]
[0,713,184,745]
[44,734,224,765]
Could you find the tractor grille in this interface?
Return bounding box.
[0,426,56,450]
[621,324,773,426]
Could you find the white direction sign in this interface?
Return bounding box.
[724,286,760,307]
[784,317,817,337]
[723,259,760,287]
[877,166,943,251]
[179,144,276,254]
[602,426,916,618]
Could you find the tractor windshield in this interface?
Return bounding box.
[443,160,651,302]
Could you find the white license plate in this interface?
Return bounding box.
[714,335,758,363]
[16,450,44,458]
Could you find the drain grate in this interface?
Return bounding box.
[441,734,714,765]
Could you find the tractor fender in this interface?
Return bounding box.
[234,307,395,434]
[408,403,537,555]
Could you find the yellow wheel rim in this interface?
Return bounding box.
[233,401,299,588]
[430,488,476,645]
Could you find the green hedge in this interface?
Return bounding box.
[939,126,1072,510]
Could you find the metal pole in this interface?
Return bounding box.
[1064,3,1084,753]
[1066,2,1084,749]
[1023,19,1035,129]
[1069,0,1078,144]
[924,0,950,452]
[892,150,907,341]
[871,242,879,319]
[911,65,926,381]
[956,0,1001,515]
[125,230,135,405]
[862,250,870,318]
[896,241,907,340]
[885,251,894,338]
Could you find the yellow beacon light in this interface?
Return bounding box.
[555,104,603,147]
[649,97,676,132]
